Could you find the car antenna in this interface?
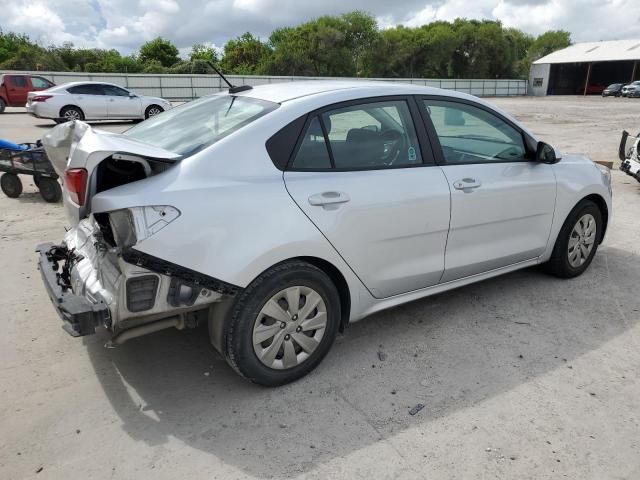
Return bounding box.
[207,61,252,94]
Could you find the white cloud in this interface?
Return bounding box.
[1,0,639,54]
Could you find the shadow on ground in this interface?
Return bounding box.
[83,245,639,478]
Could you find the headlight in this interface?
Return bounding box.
[108,205,180,248]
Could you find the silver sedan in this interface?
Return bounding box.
[26,81,172,123]
[38,81,612,386]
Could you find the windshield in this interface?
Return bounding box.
[124,94,278,156]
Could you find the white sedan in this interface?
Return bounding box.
[38,81,612,386]
[26,81,172,123]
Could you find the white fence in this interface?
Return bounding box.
[5,71,528,100]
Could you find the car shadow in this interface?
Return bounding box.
[83,245,639,478]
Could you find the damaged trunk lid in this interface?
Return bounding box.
[42,120,181,225]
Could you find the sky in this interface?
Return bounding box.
[1,0,639,56]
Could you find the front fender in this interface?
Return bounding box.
[539,156,612,262]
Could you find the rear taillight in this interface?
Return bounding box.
[64,168,88,206]
[31,95,52,102]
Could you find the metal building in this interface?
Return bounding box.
[529,39,640,96]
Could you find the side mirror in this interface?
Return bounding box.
[536,141,561,164]
[129,92,137,98]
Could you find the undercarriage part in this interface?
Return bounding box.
[44,244,84,291]
[126,275,160,312]
[167,277,201,307]
[36,242,111,336]
[122,248,241,296]
[106,316,183,347]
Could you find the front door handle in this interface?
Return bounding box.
[453,178,482,191]
[308,191,350,207]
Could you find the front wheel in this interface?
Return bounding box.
[1,173,22,198]
[223,261,341,386]
[545,200,602,278]
[0,97,6,114]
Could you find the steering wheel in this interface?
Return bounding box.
[380,129,406,166]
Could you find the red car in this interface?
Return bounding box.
[582,83,606,95]
[0,74,55,113]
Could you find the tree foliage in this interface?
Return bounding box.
[0,17,571,79]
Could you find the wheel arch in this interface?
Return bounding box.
[581,193,609,243]
[295,256,351,332]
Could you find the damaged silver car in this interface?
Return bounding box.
[38,81,612,386]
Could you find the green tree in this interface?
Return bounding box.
[528,30,571,60]
[220,32,271,74]
[139,37,179,67]
[189,43,218,63]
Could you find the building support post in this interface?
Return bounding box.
[632,61,638,82]
[583,62,592,96]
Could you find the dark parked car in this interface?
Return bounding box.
[602,83,623,97]
[0,74,55,113]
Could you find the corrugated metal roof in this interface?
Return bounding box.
[533,39,640,64]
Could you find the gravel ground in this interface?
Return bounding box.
[0,95,639,480]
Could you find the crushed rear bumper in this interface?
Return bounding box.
[36,242,110,336]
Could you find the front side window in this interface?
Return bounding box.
[424,100,527,164]
[124,94,278,156]
[31,77,52,89]
[10,76,27,87]
[101,85,130,96]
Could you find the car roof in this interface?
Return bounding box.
[235,80,467,104]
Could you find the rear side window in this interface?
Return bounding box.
[321,100,422,169]
[67,84,104,95]
[10,76,27,87]
[291,117,332,170]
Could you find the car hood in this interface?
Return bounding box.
[42,120,180,176]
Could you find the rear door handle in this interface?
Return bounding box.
[308,191,350,207]
[453,178,482,191]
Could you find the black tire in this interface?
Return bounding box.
[59,106,84,122]
[1,173,22,198]
[545,199,603,278]
[223,260,341,387]
[38,177,62,203]
[0,97,6,114]
[145,105,164,119]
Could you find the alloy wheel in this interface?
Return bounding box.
[252,286,327,370]
[64,109,80,120]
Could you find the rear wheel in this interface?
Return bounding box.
[145,105,163,119]
[1,173,22,198]
[59,106,84,122]
[38,177,62,203]
[545,200,602,278]
[223,261,341,386]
